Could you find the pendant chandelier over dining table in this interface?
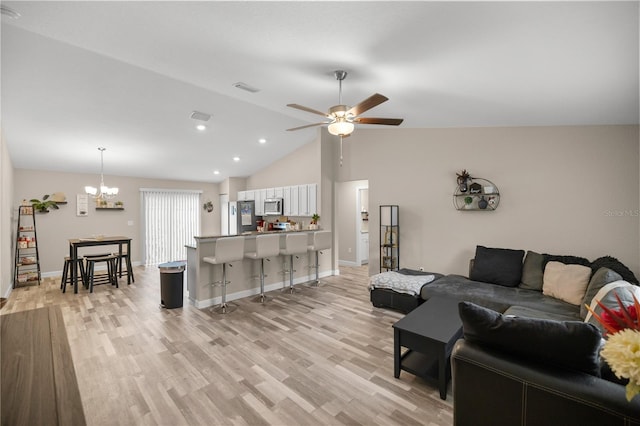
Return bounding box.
[85,147,118,199]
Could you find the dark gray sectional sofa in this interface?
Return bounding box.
[420,273,581,321]
[419,246,639,327]
[419,246,640,424]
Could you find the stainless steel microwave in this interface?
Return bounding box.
[264,198,283,215]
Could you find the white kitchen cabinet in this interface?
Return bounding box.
[237,191,246,201]
[297,183,317,216]
[244,190,255,202]
[283,186,299,216]
[265,188,275,199]
[298,185,308,216]
[274,187,284,199]
[255,190,264,216]
[290,186,299,216]
[307,183,317,217]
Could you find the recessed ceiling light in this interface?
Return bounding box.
[258,138,267,144]
[233,156,240,162]
[213,170,220,175]
[196,124,206,131]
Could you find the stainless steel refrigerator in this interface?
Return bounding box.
[229,200,256,234]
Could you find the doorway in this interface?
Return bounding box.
[336,180,368,267]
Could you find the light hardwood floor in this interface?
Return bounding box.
[2,266,454,425]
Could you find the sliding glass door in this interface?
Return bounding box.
[141,189,201,265]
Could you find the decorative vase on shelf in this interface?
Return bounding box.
[478,196,488,210]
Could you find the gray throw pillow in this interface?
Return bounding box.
[580,267,622,319]
[519,250,544,291]
[459,301,602,377]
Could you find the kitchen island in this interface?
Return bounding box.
[186,230,332,308]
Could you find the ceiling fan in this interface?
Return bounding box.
[286,70,404,137]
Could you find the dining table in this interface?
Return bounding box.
[68,236,132,293]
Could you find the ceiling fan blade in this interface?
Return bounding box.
[347,93,389,117]
[286,122,328,131]
[287,103,329,117]
[353,117,404,126]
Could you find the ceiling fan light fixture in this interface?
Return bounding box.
[328,120,354,136]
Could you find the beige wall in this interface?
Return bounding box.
[12,169,219,275]
[335,125,640,278]
[1,134,15,298]
[247,135,321,190]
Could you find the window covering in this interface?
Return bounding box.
[141,189,200,265]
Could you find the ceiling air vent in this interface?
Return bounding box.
[233,82,260,93]
[190,111,211,122]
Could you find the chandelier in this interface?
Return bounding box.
[85,147,119,199]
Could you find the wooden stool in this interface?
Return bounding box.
[60,256,87,293]
[112,250,135,284]
[85,255,118,293]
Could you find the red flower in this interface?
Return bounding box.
[601,304,638,334]
[586,292,640,336]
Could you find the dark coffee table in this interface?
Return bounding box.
[393,296,463,400]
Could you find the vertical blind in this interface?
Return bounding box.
[141,189,201,265]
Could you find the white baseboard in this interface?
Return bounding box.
[338,260,360,267]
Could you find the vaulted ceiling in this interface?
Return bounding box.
[2,1,638,182]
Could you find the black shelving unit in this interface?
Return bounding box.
[14,205,41,287]
[380,205,399,272]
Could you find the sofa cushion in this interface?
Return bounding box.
[459,301,602,376]
[585,281,640,336]
[503,305,580,322]
[580,267,623,320]
[590,255,639,285]
[519,250,544,291]
[470,245,525,287]
[542,261,592,305]
[421,274,581,320]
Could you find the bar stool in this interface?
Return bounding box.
[245,234,281,303]
[60,256,87,293]
[85,254,118,293]
[112,248,135,284]
[203,236,245,314]
[279,233,309,294]
[308,231,332,286]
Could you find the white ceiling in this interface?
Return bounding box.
[2,1,638,183]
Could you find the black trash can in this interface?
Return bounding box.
[158,261,186,309]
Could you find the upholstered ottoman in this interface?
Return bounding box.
[370,269,443,313]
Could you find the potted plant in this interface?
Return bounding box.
[457,169,471,192]
[310,213,320,229]
[464,196,474,209]
[115,201,124,208]
[29,194,60,213]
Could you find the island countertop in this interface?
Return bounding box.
[192,228,320,241]
[185,229,330,308]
